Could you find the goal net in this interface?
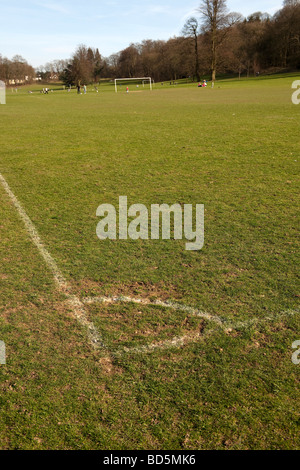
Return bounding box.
[114,77,153,93]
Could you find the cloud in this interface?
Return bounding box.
[146,6,171,14]
[268,4,282,15]
[180,7,199,22]
[34,1,70,15]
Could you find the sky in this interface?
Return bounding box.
[0,0,284,68]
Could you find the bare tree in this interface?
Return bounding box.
[198,0,242,82]
[283,0,300,5]
[61,45,98,86]
[182,17,201,81]
[272,0,300,67]
[118,44,141,77]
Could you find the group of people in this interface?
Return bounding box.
[41,87,53,94]
[77,84,86,94]
[31,80,210,97]
[198,80,207,88]
[75,85,99,94]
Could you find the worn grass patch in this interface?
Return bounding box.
[87,302,206,350]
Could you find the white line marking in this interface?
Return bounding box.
[0,171,105,350]
[117,332,203,356]
[83,295,224,326]
[1,170,298,358]
[114,308,300,356]
[227,308,300,331]
[83,295,300,355]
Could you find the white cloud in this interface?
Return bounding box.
[34,1,70,15]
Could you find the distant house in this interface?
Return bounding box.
[8,79,25,85]
[8,75,36,85]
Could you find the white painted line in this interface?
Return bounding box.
[117,332,203,356]
[114,308,300,356]
[0,172,105,350]
[83,295,224,326]
[83,295,300,356]
[1,170,298,358]
[226,308,300,331]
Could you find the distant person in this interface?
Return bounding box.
[77,85,81,94]
[83,85,87,94]
[126,86,129,93]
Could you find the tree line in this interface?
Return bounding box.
[58,0,300,85]
[0,55,35,84]
[1,0,299,86]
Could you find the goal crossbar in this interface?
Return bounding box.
[115,77,153,92]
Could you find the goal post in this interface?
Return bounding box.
[114,77,153,92]
[0,80,6,105]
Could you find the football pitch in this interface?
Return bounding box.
[0,76,299,449]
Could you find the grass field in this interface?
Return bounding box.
[0,76,299,450]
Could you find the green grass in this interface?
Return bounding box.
[0,76,299,449]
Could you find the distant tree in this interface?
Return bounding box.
[236,15,268,76]
[93,48,103,81]
[277,0,300,67]
[258,1,300,69]
[53,59,69,78]
[107,53,121,77]
[138,40,162,79]
[198,0,242,81]
[247,11,270,23]
[0,55,5,81]
[0,54,35,83]
[182,17,201,81]
[118,44,141,77]
[60,45,103,86]
[283,0,300,6]
[36,0,300,88]
[164,38,185,80]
